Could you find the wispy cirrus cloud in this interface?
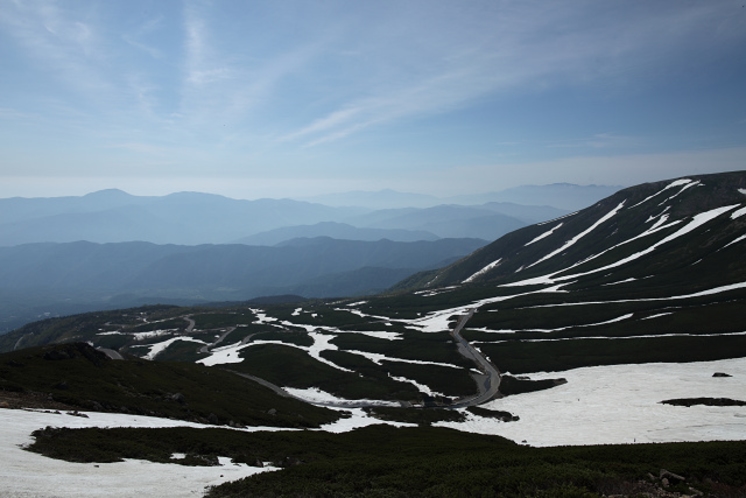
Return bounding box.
[278,1,746,147]
[0,0,111,97]
[122,16,164,59]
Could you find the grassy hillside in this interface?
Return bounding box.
[0,342,339,428]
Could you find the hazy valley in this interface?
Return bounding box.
[0,184,587,332]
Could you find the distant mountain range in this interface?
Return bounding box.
[0,190,355,246]
[0,184,610,246]
[302,184,621,210]
[0,182,617,332]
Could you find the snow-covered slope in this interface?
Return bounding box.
[417,171,746,293]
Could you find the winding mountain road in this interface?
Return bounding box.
[448,309,502,408]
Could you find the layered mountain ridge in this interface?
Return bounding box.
[403,171,746,295]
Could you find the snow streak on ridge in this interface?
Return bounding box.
[505,204,739,287]
[522,281,746,308]
[463,259,502,283]
[628,178,695,209]
[526,202,625,270]
[524,223,563,247]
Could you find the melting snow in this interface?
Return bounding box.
[388,374,448,398]
[641,312,673,320]
[132,330,172,341]
[657,180,701,206]
[199,332,353,372]
[414,286,459,297]
[527,202,625,269]
[508,204,739,286]
[603,278,637,286]
[320,407,416,433]
[344,349,462,369]
[346,301,368,307]
[250,309,278,324]
[463,259,502,283]
[524,281,746,308]
[629,178,695,209]
[0,409,278,498]
[524,223,563,246]
[0,358,743,497]
[197,341,248,366]
[730,205,746,219]
[284,387,400,409]
[489,313,634,334]
[139,336,206,361]
[723,233,746,248]
[341,330,402,340]
[307,332,353,372]
[436,357,746,446]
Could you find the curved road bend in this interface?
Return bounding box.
[449,309,502,408]
[198,326,236,354]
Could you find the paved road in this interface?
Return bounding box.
[198,326,236,354]
[96,348,124,360]
[448,309,502,408]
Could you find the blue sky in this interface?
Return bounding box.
[1,0,745,199]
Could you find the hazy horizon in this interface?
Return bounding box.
[1,1,745,199]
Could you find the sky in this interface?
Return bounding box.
[0,0,745,200]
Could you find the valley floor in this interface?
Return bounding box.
[1,356,744,497]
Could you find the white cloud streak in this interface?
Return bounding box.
[279,1,746,146]
[0,0,111,97]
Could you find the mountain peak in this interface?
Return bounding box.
[83,189,133,199]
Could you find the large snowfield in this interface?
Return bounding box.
[1,357,744,497]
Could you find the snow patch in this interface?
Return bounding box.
[656,180,700,206]
[723,234,746,248]
[730,205,746,219]
[524,223,563,246]
[629,178,695,209]
[641,312,673,320]
[0,409,279,498]
[284,387,400,409]
[509,204,738,286]
[527,202,625,269]
[138,336,206,361]
[388,374,448,398]
[197,341,249,366]
[463,259,502,283]
[603,278,637,286]
[132,330,172,341]
[342,330,402,341]
[434,357,746,446]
